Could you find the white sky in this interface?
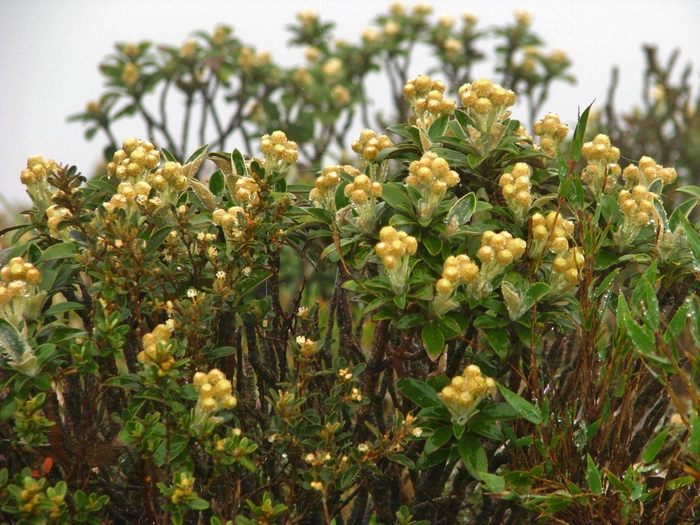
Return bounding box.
[1,0,699,214]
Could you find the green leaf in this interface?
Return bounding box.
[427,114,449,142]
[188,498,210,510]
[207,152,234,178]
[679,212,700,264]
[189,179,218,211]
[204,346,237,359]
[395,313,424,330]
[43,301,84,318]
[232,149,247,176]
[302,207,333,225]
[416,405,451,420]
[341,465,361,489]
[586,454,602,495]
[484,329,509,360]
[641,427,670,463]
[474,403,518,420]
[497,384,542,424]
[146,226,173,253]
[397,378,441,408]
[0,318,32,362]
[604,470,628,493]
[569,103,593,162]
[428,148,470,167]
[209,169,225,196]
[675,185,700,200]
[458,434,487,479]
[0,398,18,421]
[388,454,415,469]
[184,144,209,169]
[381,182,413,214]
[422,235,442,256]
[416,448,450,470]
[479,472,505,493]
[468,420,502,441]
[421,321,445,358]
[666,476,696,490]
[592,268,621,299]
[445,192,476,230]
[41,242,79,261]
[423,426,452,455]
[664,300,690,345]
[617,296,663,366]
[568,172,584,209]
[555,149,569,183]
[161,148,178,163]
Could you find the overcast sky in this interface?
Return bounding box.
[1,0,699,214]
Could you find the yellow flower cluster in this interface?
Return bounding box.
[439,364,496,422]
[533,113,569,156]
[0,257,42,321]
[156,161,187,191]
[15,477,45,516]
[45,205,73,240]
[581,134,621,197]
[376,226,418,270]
[472,231,527,298]
[405,151,460,220]
[435,255,479,295]
[105,138,187,209]
[309,165,345,210]
[295,335,319,358]
[180,39,197,60]
[304,450,332,467]
[322,58,343,79]
[212,25,231,48]
[212,206,245,242]
[121,62,138,86]
[433,255,479,315]
[621,156,677,188]
[331,84,351,106]
[343,387,363,403]
[344,172,382,231]
[260,131,299,173]
[192,368,238,412]
[170,474,194,504]
[351,129,393,164]
[551,247,585,291]
[0,257,42,290]
[108,138,160,180]
[137,324,175,373]
[499,162,533,225]
[344,174,382,206]
[458,78,515,133]
[477,230,527,267]
[530,211,575,257]
[234,176,260,207]
[20,155,57,187]
[618,185,655,227]
[402,75,456,129]
[20,155,60,214]
[376,226,418,294]
[238,47,271,72]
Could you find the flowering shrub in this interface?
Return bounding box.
[3,5,700,525]
[68,4,573,168]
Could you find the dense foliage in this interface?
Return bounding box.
[2,4,700,525]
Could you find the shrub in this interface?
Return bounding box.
[2,5,700,525]
[68,5,573,167]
